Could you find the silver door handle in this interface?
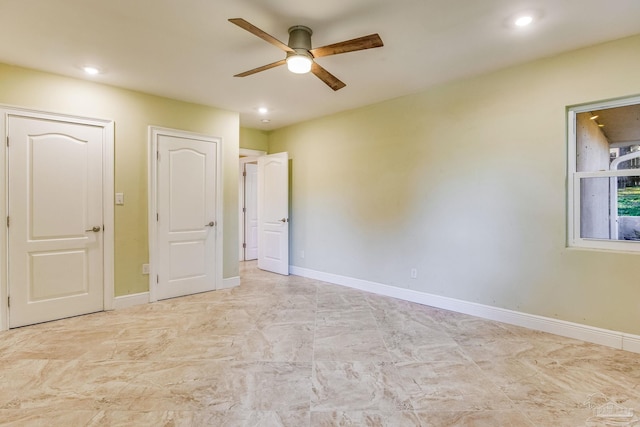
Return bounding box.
[279,218,288,223]
[85,226,101,232]
[206,221,216,227]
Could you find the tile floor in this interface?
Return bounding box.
[0,262,639,426]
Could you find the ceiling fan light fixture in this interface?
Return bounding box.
[229,18,383,90]
[286,54,312,74]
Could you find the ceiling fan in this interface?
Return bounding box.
[229,18,384,91]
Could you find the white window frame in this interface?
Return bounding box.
[568,95,640,252]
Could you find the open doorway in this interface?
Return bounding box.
[239,149,290,275]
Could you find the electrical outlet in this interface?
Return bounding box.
[410,268,418,279]
[142,264,150,275]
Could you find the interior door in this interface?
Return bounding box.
[156,133,217,300]
[8,115,104,328]
[258,152,289,275]
[245,162,258,260]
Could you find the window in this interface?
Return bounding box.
[568,96,640,251]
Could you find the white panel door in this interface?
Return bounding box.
[157,134,217,300]
[8,116,104,328]
[245,162,258,261]
[258,152,289,275]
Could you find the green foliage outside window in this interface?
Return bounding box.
[618,186,640,216]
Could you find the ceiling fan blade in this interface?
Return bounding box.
[234,59,287,77]
[311,62,346,91]
[310,34,383,58]
[229,18,293,53]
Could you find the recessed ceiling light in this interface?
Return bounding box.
[261,119,271,123]
[82,66,101,75]
[507,10,541,29]
[514,15,533,27]
[258,107,268,114]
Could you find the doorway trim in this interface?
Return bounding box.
[147,126,223,302]
[0,106,115,331]
[239,149,266,261]
[240,148,266,157]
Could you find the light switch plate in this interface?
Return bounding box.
[115,193,124,205]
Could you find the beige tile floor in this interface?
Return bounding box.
[1,261,639,426]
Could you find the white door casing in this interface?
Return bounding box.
[258,152,289,275]
[0,109,114,330]
[238,149,265,261]
[239,163,244,261]
[245,162,258,260]
[148,127,222,301]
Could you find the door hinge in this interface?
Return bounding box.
[6,216,9,227]
[156,275,159,284]
[6,136,8,147]
[242,207,246,213]
[7,296,9,308]
[243,171,246,177]
[243,243,246,249]
[156,213,159,222]
[157,150,160,161]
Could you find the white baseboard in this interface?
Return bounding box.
[112,277,238,311]
[622,334,640,353]
[290,265,640,354]
[221,276,240,290]
[113,292,149,310]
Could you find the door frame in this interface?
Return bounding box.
[0,106,115,331]
[147,126,223,302]
[239,148,266,261]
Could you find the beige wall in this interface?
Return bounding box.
[269,34,640,335]
[0,63,239,296]
[240,127,269,152]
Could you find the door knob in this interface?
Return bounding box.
[279,218,288,223]
[85,226,101,232]
[206,221,216,227]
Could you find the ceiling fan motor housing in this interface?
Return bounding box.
[288,25,313,51]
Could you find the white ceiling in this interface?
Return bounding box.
[1,0,640,130]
